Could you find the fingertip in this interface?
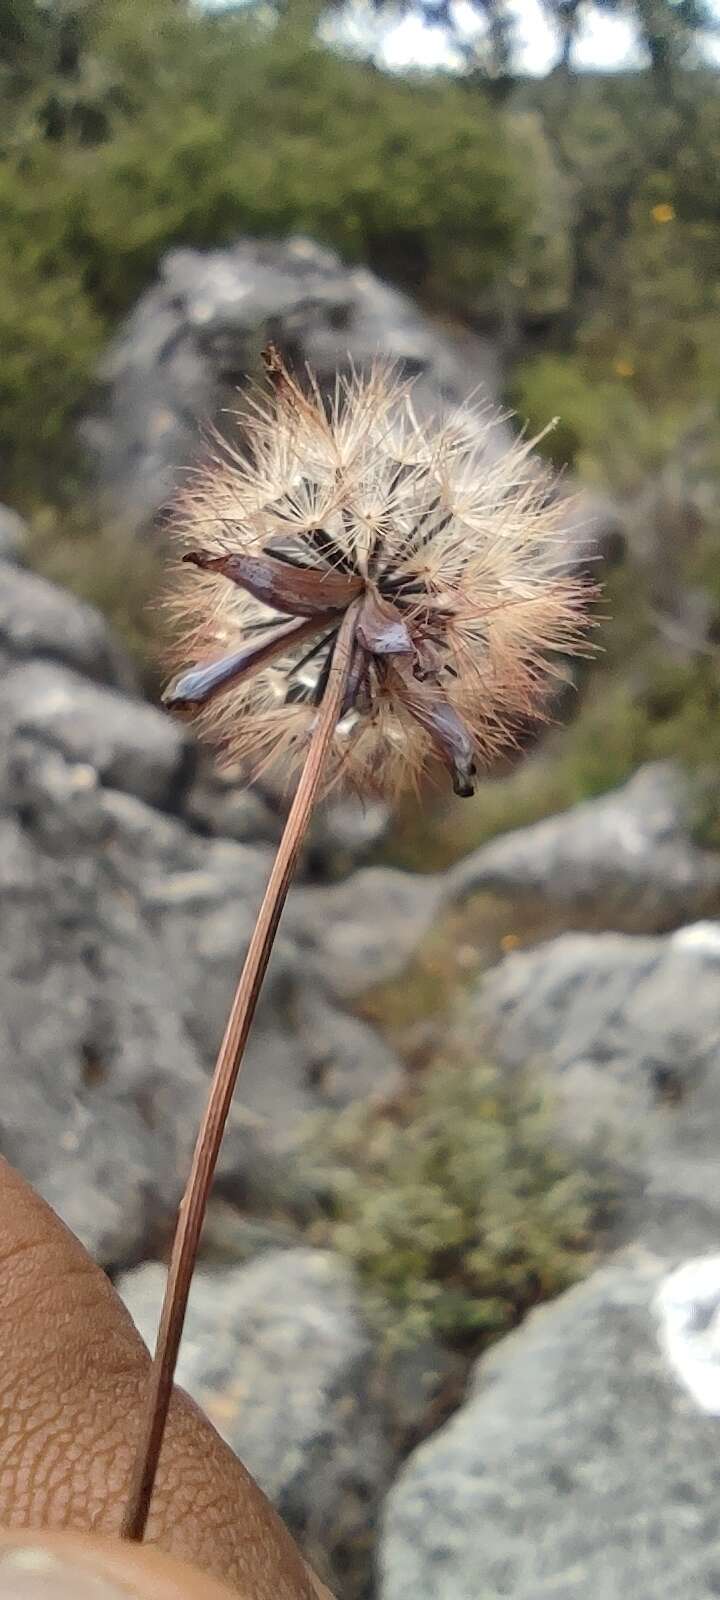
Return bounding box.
[0,1532,238,1600]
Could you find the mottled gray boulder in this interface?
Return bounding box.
[119,1249,391,1598]
[380,1248,720,1600]
[0,561,135,689]
[291,984,400,1105]
[289,865,444,1000]
[305,794,391,878]
[655,1254,720,1416]
[183,763,282,846]
[0,724,291,1263]
[81,235,510,529]
[0,556,418,1263]
[450,763,720,932]
[0,659,194,812]
[185,767,390,872]
[469,920,720,1251]
[0,504,27,564]
[82,235,621,590]
[0,714,407,1263]
[0,740,207,1264]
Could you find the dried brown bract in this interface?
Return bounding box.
[164,351,591,799]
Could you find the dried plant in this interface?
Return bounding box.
[164,352,587,800]
[121,349,593,1543]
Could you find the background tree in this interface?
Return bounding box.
[329,0,718,85]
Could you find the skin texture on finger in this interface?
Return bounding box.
[0,1160,332,1600]
[0,1530,240,1600]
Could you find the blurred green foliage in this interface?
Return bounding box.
[511,72,720,489]
[300,1058,598,1349]
[3,1,720,862]
[0,0,529,503]
[3,4,719,521]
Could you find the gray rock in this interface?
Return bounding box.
[119,1249,391,1598]
[0,541,441,1267]
[0,672,409,1262]
[469,920,720,1251]
[291,985,402,1107]
[185,769,390,872]
[0,739,207,1265]
[654,1254,720,1416]
[288,865,444,1000]
[138,804,402,1134]
[0,659,194,812]
[184,764,282,846]
[0,561,136,689]
[307,794,391,878]
[380,1248,720,1600]
[449,763,720,932]
[86,791,402,1169]
[0,504,27,564]
[81,235,512,529]
[81,233,620,667]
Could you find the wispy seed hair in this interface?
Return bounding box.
[163,360,593,801]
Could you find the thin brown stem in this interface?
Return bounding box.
[120,601,360,1543]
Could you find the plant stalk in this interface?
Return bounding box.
[121,601,359,1543]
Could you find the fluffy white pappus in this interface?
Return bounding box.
[163,356,593,800]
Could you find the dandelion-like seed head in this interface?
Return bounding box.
[163,350,592,800]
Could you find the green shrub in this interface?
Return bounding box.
[300,1059,598,1349]
[510,74,720,488]
[0,160,104,498]
[508,355,609,470]
[502,110,573,324]
[1,0,532,503]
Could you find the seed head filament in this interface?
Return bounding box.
[163,351,592,799]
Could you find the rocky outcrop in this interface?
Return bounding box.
[0,559,136,689]
[81,233,623,584]
[0,560,424,1267]
[449,763,720,933]
[5,234,720,1600]
[465,920,720,1253]
[379,776,720,1598]
[288,867,443,1002]
[380,1248,720,1600]
[82,235,509,531]
[0,658,194,810]
[119,1249,391,1599]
